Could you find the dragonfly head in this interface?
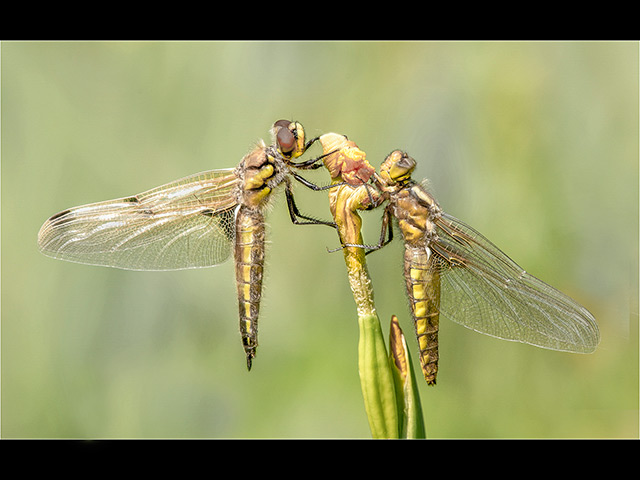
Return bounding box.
[272,120,307,159]
[379,150,416,186]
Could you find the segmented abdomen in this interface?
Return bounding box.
[403,244,440,385]
[234,205,265,370]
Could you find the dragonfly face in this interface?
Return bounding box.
[372,150,600,385]
[38,120,336,371]
[272,119,309,159]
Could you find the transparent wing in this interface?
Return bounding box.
[38,169,240,270]
[429,212,600,353]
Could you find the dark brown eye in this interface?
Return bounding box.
[277,127,295,153]
[273,119,291,129]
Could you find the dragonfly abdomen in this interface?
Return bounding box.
[403,244,441,385]
[234,206,266,370]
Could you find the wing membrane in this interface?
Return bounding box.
[38,169,239,270]
[431,213,600,353]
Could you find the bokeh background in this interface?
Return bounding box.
[2,41,637,438]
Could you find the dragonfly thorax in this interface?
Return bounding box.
[391,186,438,246]
[235,143,288,210]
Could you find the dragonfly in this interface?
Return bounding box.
[356,150,600,385]
[38,120,341,370]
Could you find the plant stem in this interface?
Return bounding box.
[319,133,425,438]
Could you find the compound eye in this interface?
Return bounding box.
[277,126,296,153]
[273,119,291,129]
[396,152,416,173]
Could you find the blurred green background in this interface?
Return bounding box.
[2,41,637,438]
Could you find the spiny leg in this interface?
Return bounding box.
[284,180,337,228]
[331,205,395,254]
[287,149,340,170]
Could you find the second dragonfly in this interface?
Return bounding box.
[358,150,600,385]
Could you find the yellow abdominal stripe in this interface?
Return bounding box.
[238,246,255,304]
[412,278,426,300]
[410,267,424,281]
[414,302,427,320]
[239,241,253,263]
[241,263,253,281]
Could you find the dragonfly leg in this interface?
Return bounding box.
[302,135,320,153]
[290,171,349,191]
[284,180,337,229]
[330,206,394,255]
[287,149,340,170]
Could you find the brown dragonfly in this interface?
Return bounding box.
[38,120,339,370]
[357,150,600,385]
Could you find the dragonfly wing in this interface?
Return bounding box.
[38,169,239,270]
[430,213,600,353]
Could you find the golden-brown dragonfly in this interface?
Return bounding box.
[38,120,338,370]
[356,150,600,385]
